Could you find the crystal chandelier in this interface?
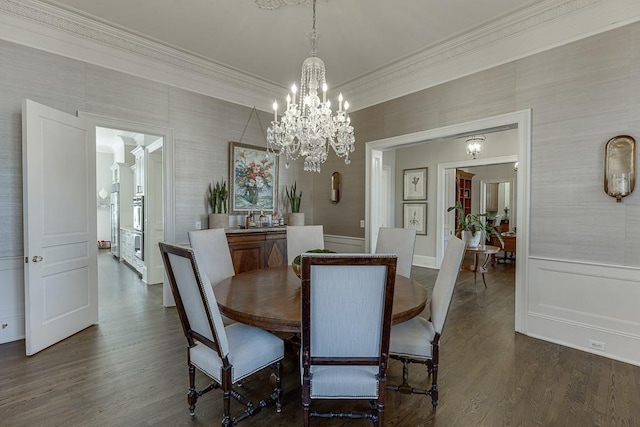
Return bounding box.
[466,135,485,159]
[266,0,355,172]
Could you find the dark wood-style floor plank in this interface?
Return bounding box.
[1,251,639,426]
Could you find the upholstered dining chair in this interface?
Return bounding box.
[188,228,235,281]
[375,227,417,277]
[387,236,466,408]
[286,225,324,264]
[300,253,397,426]
[159,242,284,426]
[188,228,236,324]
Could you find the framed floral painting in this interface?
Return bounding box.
[403,203,427,235]
[403,167,427,201]
[229,141,278,214]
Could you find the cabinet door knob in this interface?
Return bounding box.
[32,255,43,263]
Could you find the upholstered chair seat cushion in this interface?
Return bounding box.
[308,365,380,399]
[389,316,436,358]
[190,322,284,384]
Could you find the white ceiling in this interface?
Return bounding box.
[39,0,545,90]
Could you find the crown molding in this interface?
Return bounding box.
[1,0,640,113]
[339,0,640,110]
[0,0,282,111]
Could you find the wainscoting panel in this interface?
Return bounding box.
[527,257,640,366]
[324,234,365,253]
[0,257,25,344]
[412,254,437,269]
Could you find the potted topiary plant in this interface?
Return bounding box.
[447,202,503,248]
[207,179,229,229]
[286,181,304,226]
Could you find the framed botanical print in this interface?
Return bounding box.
[229,141,278,214]
[403,203,427,235]
[403,167,427,200]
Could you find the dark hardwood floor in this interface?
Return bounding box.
[1,250,639,426]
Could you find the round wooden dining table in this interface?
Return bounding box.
[213,265,428,333]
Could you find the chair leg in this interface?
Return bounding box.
[376,381,386,427]
[302,372,311,427]
[429,364,439,409]
[188,364,198,415]
[430,344,439,408]
[222,367,233,426]
[273,361,282,413]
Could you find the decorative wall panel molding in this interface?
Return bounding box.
[324,234,365,253]
[0,257,25,344]
[527,257,640,366]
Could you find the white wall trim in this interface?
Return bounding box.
[341,0,640,110]
[323,234,365,253]
[527,257,640,366]
[0,0,281,111]
[413,255,437,270]
[366,109,531,334]
[2,0,640,112]
[77,112,176,307]
[0,256,25,344]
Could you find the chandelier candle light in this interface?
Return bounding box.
[266,0,355,172]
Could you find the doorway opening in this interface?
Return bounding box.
[96,127,165,287]
[365,110,531,333]
[81,111,176,307]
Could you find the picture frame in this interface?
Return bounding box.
[229,141,278,214]
[403,167,427,200]
[403,203,427,235]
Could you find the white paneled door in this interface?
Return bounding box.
[22,99,98,355]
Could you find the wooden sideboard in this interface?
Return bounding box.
[225,228,287,274]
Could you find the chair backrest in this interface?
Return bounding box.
[286,225,324,264]
[301,253,396,361]
[159,242,229,358]
[188,228,235,283]
[430,236,466,335]
[375,227,416,277]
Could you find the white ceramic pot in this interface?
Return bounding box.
[288,212,305,226]
[208,213,229,229]
[462,230,482,248]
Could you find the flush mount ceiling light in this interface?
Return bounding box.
[466,135,485,159]
[265,0,355,172]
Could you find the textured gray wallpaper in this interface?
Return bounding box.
[0,39,303,258]
[312,22,640,267]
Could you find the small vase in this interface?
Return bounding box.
[208,213,229,229]
[462,230,482,248]
[288,212,305,226]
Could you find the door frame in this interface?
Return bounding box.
[78,112,176,307]
[365,109,531,333]
[479,178,516,223]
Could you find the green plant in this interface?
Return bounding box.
[207,179,228,214]
[447,202,503,246]
[286,181,302,213]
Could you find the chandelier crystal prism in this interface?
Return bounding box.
[466,135,485,159]
[266,0,355,172]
